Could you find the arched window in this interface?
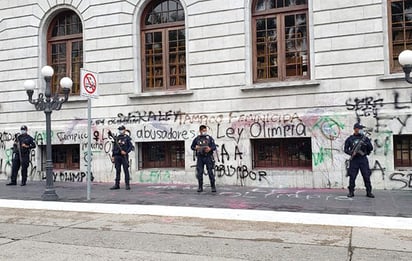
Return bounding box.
[252,0,309,82]
[47,10,83,94]
[141,0,186,91]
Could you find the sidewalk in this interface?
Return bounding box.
[0,180,411,229]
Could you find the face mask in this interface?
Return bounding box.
[359,129,364,135]
[20,130,26,135]
[118,130,124,135]
[201,131,207,136]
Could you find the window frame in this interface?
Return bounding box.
[47,10,83,95]
[393,134,412,168]
[141,0,186,92]
[252,0,310,82]
[139,141,185,168]
[40,144,80,170]
[252,137,312,170]
[388,0,412,73]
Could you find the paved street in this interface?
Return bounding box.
[0,181,411,218]
[0,181,411,260]
[0,208,411,261]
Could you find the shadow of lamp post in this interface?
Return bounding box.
[23,65,72,201]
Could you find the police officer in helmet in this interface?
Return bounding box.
[7,125,36,186]
[344,123,374,198]
[191,125,217,192]
[110,125,133,190]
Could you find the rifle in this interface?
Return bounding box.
[107,130,125,160]
[346,130,372,177]
[349,130,371,161]
[13,133,23,163]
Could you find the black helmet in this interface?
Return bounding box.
[353,123,364,129]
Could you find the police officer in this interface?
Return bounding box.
[344,123,374,198]
[7,125,36,186]
[110,125,133,190]
[191,125,217,192]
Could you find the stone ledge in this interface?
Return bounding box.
[378,73,405,82]
[129,90,193,99]
[241,80,321,91]
[66,96,88,102]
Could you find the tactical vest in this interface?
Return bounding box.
[351,137,368,157]
[197,135,211,156]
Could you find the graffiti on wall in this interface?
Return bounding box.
[345,90,412,189]
[1,89,412,190]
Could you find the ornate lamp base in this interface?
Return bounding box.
[41,189,59,201]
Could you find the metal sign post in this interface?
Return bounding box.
[80,69,99,201]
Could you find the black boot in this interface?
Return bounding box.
[211,182,216,193]
[125,184,130,190]
[21,178,27,186]
[6,182,17,186]
[347,191,354,198]
[366,192,375,198]
[197,181,203,192]
[110,183,120,190]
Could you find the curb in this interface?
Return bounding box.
[0,199,411,230]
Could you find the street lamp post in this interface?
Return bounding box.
[398,50,412,83]
[24,65,72,201]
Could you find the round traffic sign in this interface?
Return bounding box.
[83,73,97,94]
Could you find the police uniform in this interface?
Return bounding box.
[191,133,216,192]
[7,125,36,186]
[110,126,133,190]
[344,124,374,197]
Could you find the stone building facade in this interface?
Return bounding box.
[0,0,411,190]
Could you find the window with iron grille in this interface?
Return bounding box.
[252,138,312,169]
[40,144,80,170]
[394,135,412,167]
[141,0,186,91]
[140,141,185,168]
[389,0,412,73]
[252,0,309,82]
[47,10,83,95]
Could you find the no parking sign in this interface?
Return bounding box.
[80,69,99,98]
